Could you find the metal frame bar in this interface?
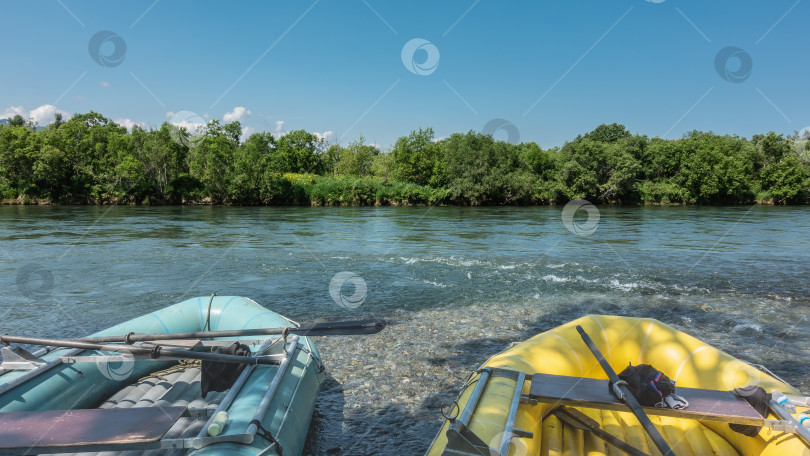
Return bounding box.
[179,335,301,450]
[456,367,491,427]
[443,368,535,456]
[192,337,277,441]
[2,354,288,371]
[245,335,300,440]
[769,399,810,447]
[268,336,315,446]
[0,348,83,395]
[499,371,526,456]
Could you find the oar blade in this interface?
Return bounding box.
[293,318,386,336]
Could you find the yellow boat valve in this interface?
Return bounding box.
[207,411,229,436]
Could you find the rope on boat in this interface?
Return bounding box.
[138,359,202,382]
[439,369,481,422]
[202,292,216,332]
[250,418,282,455]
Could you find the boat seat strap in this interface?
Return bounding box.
[0,406,186,451]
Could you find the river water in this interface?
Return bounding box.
[1,205,808,454]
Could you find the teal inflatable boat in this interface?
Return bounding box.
[0,296,325,455]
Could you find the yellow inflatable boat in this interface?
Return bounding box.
[426,315,810,456]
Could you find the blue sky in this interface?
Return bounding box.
[0,0,807,149]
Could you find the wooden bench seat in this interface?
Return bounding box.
[528,372,764,426]
[0,406,186,451]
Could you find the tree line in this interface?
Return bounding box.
[1,112,808,205]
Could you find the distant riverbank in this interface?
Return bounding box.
[0,172,793,207]
[2,112,809,206]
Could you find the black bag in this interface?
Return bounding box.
[730,386,772,437]
[611,363,676,406]
[201,342,252,398]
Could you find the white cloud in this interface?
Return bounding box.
[240,125,255,142]
[274,120,286,136]
[114,118,143,131]
[223,106,251,123]
[165,111,175,119]
[2,105,68,126]
[30,105,68,125]
[1,106,26,119]
[314,130,334,141]
[100,81,110,87]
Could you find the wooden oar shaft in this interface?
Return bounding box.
[576,325,675,456]
[0,335,278,366]
[74,318,386,344]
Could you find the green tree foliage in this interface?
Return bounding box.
[583,122,632,143]
[273,130,323,174]
[334,137,379,176]
[188,120,239,201]
[230,132,274,203]
[760,155,808,203]
[130,123,189,201]
[8,115,26,128]
[392,128,442,186]
[677,132,754,203]
[439,131,537,204]
[555,130,641,202]
[0,115,807,205]
[0,124,39,197]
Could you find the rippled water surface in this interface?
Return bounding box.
[1,205,808,454]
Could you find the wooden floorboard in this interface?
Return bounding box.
[0,406,186,449]
[528,372,764,425]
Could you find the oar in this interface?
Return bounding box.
[73,318,387,344]
[576,325,675,456]
[552,407,649,456]
[0,335,280,366]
